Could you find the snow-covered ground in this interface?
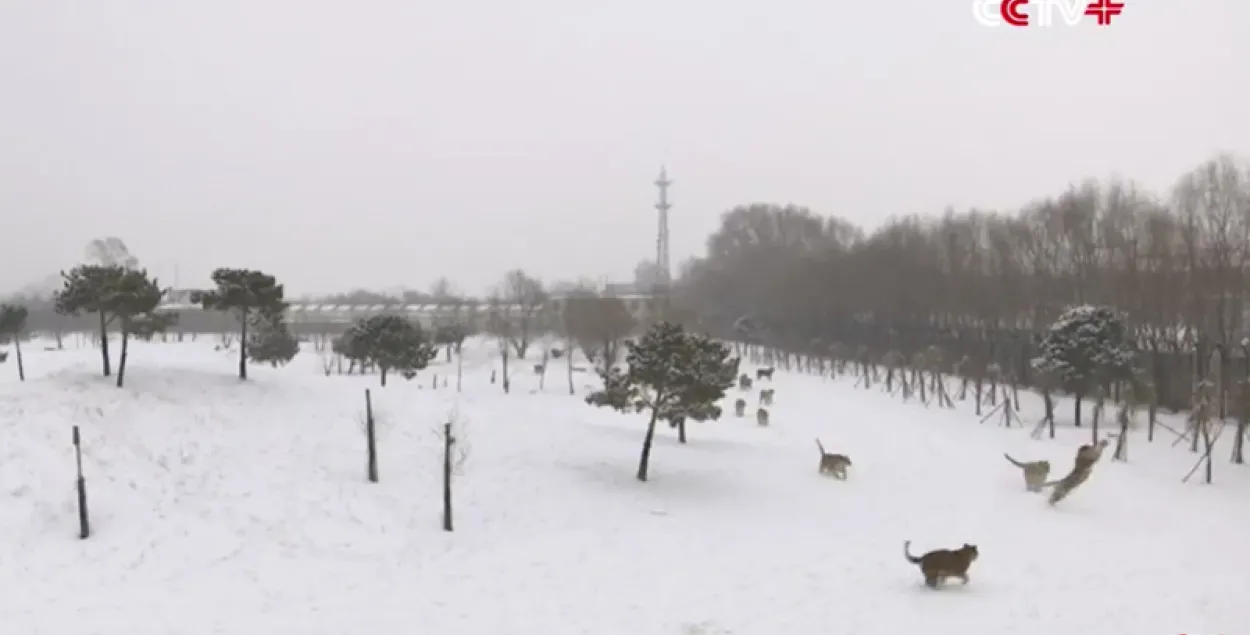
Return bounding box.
[1,337,1246,635]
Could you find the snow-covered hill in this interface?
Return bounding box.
[1,338,1245,634]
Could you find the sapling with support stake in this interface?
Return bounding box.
[1030,370,1059,439]
[1112,376,1148,461]
[537,349,550,391]
[439,409,471,532]
[1182,380,1224,484]
[980,374,1020,427]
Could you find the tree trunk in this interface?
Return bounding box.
[1202,423,1214,484]
[566,337,575,395]
[501,345,510,394]
[678,417,687,444]
[1091,401,1099,444]
[1190,410,1202,452]
[116,330,129,388]
[637,407,661,482]
[538,351,549,391]
[1043,389,1056,438]
[1115,412,1129,460]
[14,335,24,381]
[238,312,249,380]
[98,312,111,377]
[1232,417,1246,464]
[1147,400,1156,442]
[380,366,388,387]
[1074,395,1083,427]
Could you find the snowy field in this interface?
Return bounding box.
[1,337,1247,635]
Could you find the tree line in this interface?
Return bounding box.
[675,153,1250,413]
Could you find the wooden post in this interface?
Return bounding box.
[14,336,24,382]
[365,389,378,483]
[442,421,454,532]
[73,426,90,540]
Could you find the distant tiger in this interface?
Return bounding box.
[1004,453,1050,492]
[815,439,851,479]
[904,541,979,589]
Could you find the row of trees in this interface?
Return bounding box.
[2,246,656,391]
[681,153,1250,341]
[0,240,302,386]
[47,265,299,386]
[675,155,1250,400]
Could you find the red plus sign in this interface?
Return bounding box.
[1084,0,1125,25]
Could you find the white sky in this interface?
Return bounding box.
[1,0,1245,296]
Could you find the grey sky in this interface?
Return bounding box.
[2,0,1245,297]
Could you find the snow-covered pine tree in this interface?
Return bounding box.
[1032,305,1136,429]
[192,268,288,380]
[54,264,128,377]
[346,314,437,386]
[105,268,177,388]
[585,321,736,481]
[247,313,300,368]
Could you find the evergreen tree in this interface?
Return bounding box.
[346,314,437,386]
[1032,305,1136,427]
[192,268,287,380]
[105,268,178,388]
[247,314,300,367]
[434,323,469,362]
[54,264,127,376]
[0,304,29,381]
[586,321,737,481]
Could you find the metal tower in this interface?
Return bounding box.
[655,167,672,284]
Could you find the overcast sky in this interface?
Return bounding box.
[1,0,1245,297]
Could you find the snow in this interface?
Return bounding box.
[1,337,1247,635]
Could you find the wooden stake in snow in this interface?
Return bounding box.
[73,426,90,540]
[365,389,378,483]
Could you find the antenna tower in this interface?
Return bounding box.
[655,167,672,285]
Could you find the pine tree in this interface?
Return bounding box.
[105,268,177,388]
[247,314,300,367]
[346,314,437,386]
[1032,305,1136,427]
[192,268,287,380]
[434,323,469,362]
[54,264,127,376]
[586,321,737,481]
[0,304,29,381]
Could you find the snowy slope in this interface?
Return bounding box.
[0,338,1246,635]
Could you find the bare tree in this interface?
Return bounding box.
[498,269,547,359]
[485,295,512,393]
[563,292,636,378]
[429,277,460,302]
[672,152,1250,430]
[84,237,139,269]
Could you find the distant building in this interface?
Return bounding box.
[546,281,669,324]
